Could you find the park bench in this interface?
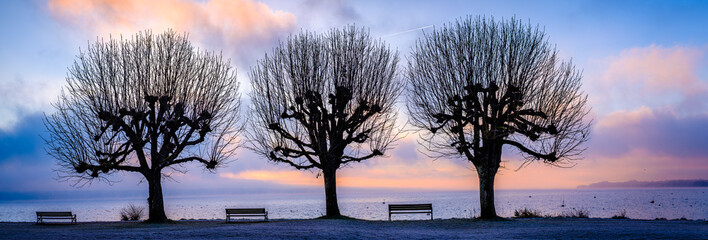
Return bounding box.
[225,208,268,222]
[36,211,77,224]
[388,204,433,221]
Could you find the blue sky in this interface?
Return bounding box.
[1,0,708,200]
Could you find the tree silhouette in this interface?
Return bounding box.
[248,26,400,217]
[407,17,591,219]
[44,31,241,222]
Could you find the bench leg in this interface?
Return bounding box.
[389,213,391,221]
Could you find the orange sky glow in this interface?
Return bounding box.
[0,0,707,194]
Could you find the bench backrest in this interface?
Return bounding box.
[226,208,266,214]
[36,212,73,217]
[389,204,432,211]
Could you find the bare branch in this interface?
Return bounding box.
[246,25,402,216]
[248,25,401,171]
[406,16,591,168]
[406,16,591,219]
[44,30,242,184]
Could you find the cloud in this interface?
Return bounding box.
[293,0,360,32]
[304,0,359,22]
[0,0,297,132]
[591,106,708,159]
[591,45,708,113]
[218,135,481,190]
[0,75,62,132]
[501,148,708,189]
[47,0,297,62]
[602,45,706,95]
[221,170,320,186]
[566,44,708,184]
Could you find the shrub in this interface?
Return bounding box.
[120,204,145,221]
[560,208,589,218]
[514,208,543,218]
[611,210,628,219]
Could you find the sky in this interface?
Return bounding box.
[1,0,707,200]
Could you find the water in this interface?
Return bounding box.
[1,188,705,222]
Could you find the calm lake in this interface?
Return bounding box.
[1,188,705,222]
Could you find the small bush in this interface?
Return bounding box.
[560,208,589,218]
[611,210,628,219]
[120,204,145,221]
[514,208,543,218]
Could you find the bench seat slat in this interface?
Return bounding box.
[225,208,268,222]
[226,208,266,214]
[391,210,431,214]
[37,212,74,216]
[390,207,432,210]
[389,204,432,207]
[36,211,77,224]
[388,204,433,221]
[389,204,432,210]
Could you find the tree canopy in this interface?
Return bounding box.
[248,26,401,217]
[407,16,591,218]
[44,30,241,221]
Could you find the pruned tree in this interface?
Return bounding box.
[248,26,400,217]
[407,17,591,219]
[44,30,241,222]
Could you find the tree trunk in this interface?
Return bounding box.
[146,174,168,222]
[322,167,342,217]
[477,166,498,219]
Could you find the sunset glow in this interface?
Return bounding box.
[1,0,707,199]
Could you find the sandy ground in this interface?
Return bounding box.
[1,218,706,239]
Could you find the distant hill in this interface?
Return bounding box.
[577,179,708,189]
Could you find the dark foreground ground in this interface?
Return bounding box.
[1,218,706,240]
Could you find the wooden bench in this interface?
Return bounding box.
[225,208,268,222]
[36,211,77,224]
[388,204,433,221]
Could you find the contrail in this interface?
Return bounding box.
[380,25,434,38]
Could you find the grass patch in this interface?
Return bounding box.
[559,208,589,218]
[513,208,544,218]
[611,210,628,219]
[120,204,145,221]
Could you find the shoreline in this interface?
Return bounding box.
[1,218,706,240]
[3,216,707,223]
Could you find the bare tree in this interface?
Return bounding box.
[248,26,400,217]
[407,17,591,219]
[44,30,241,222]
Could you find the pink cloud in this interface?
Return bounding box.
[47,0,297,61]
[584,46,708,185]
[221,170,320,186]
[503,149,708,188]
[591,106,708,160]
[589,45,708,115]
[602,44,707,96]
[595,106,655,129]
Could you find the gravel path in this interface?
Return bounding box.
[1,218,706,239]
